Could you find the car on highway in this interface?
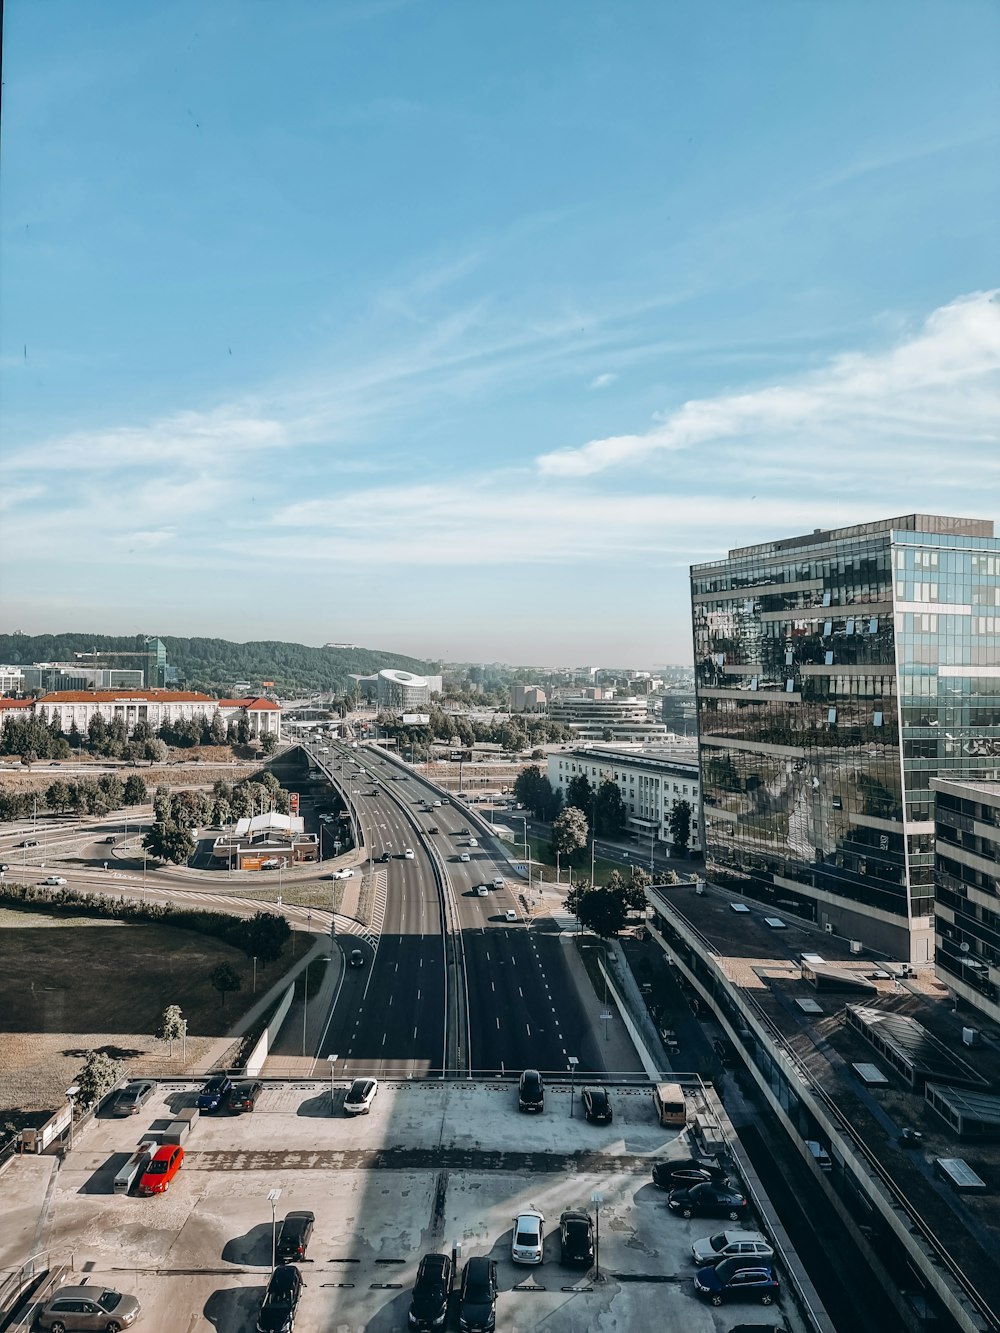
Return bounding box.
[691,1230,774,1267]
[40,876,67,887]
[468,838,478,847]
[276,1210,315,1264]
[379,851,391,862]
[652,1157,730,1190]
[21,839,38,848]
[476,884,489,897]
[518,1069,544,1113]
[458,1255,498,1332]
[328,868,354,880]
[139,1143,184,1196]
[432,799,442,807]
[404,848,415,859]
[459,852,471,862]
[256,1263,303,1333]
[36,1284,141,1332]
[108,1080,156,1117]
[504,909,518,922]
[103,835,118,844]
[344,1077,379,1115]
[582,1086,613,1125]
[427,825,439,834]
[349,949,365,967]
[693,1257,780,1307]
[319,813,335,823]
[492,876,504,889]
[407,1251,452,1330]
[228,1080,263,1113]
[559,1210,594,1266]
[667,1181,749,1221]
[0,864,8,873]
[196,1073,234,1112]
[511,1208,545,1264]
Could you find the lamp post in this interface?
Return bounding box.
[65,1084,79,1152]
[253,957,258,995]
[568,1056,579,1118]
[328,1053,338,1109]
[267,1188,282,1271]
[590,1191,603,1281]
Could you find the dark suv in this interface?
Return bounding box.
[582,1086,613,1124]
[197,1073,234,1112]
[458,1256,497,1332]
[408,1252,452,1330]
[518,1068,544,1113]
[276,1210,315,1264]
[694,1257,779,1306]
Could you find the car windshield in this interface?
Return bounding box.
[709,1232,727,1251]
[99,1292,121,1311]
[148,1160,168,1174]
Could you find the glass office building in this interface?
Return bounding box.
[691,515,1000,963]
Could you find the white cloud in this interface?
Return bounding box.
[589,372,617,390]
[538,290,1000,477]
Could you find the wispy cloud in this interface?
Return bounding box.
[537,290,1000,477]
[589,372,617,390]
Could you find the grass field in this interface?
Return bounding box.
[0,906,265,1122]
[498,831,625,887]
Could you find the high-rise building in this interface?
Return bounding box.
[691,514,1000,964]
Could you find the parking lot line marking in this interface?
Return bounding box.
[496,1017,500,1030]
[518,987,523,997]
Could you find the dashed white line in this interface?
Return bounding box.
[496,1017,500,1030]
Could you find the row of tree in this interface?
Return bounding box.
[566,865,679,939]
[0,709,277,766]
[373,707,575,757]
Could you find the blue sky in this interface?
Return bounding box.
[2,1,998,665]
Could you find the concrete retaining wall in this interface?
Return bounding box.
[242,982,296,1076]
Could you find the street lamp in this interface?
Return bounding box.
[590,1191,603,1281]
[65,1084,80,1152]
[568,1056,579,1119]
[267,1188,282,1271]
[328,1053,338,1108]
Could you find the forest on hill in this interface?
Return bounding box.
[0,632,436,697]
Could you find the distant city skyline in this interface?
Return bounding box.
[2,3,998,661]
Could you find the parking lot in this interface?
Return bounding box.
[23,1081,805,1332]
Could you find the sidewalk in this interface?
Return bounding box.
[556,930,646,1076]
[262,933,344,1077]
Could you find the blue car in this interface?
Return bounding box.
[694,1257,780,1307]
[197,1073,234,1112]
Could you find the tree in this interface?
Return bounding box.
[74,1049,125,1110]
[236,715,251,745]
[143,819,195,865]
[261,732,278,755]
[87,714,108,750]
[157,1004,186,1057]
[566,884,628,939]
[46,780,72,813]
[239,911,292,967]
[552,806,589,867]
[153,786,171,823]
[565,773,594,815]
[209,713,227,745]
[143,738,168,764]
[625,866,651,910]
[594,779,629,838]
[209,962,242,1011]
[98,775,125,809]
[669,799,692,855]
[123,774,148,806]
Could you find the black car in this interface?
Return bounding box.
[196,1073,234,1112]
[379,851,391,863]
[518,1069,544,1113]
[408,1252,452,1330]
[109,1080,156,1117]
[458,1255,497,1332]
[668,1181,749,1221]
[256,1264,303,1333]
[559,1210,595,1266]
[582,1086,613,1124]
[349,949,365,967]
[652,1157,729,1189]
[228,1080,263,1113]
[694,1257,780,1306]
[275,1211,315,1264]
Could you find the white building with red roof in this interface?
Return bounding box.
[35,689,222,735]
[0,698,35,734]
[216,697,282,739]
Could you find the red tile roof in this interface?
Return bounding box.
[217,697,281,710]
[40,690,216,704]
[0,698,34,710]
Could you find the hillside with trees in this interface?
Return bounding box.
[0,632,435,697]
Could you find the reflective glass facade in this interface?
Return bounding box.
[691,515,1000,960]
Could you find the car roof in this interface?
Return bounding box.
[716,1257,773,1279]
[282,1210,315,1226]
[562,1211,591,1226]
[268,1264,300,1288]
[49,1285,110,1300]
[151,1144,178,1160]
[419,1253,450,1274]
[464,1255,493,1275]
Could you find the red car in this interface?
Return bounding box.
[139,1144,184,1195]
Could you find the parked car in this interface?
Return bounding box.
[40,876,67,887]
[197,1073,234,1112]
[36,1284,141,1332]
[138,1144,183,1196]
[329,868,354,880]
[511,1208,545,1264]
[458,1255,497,1332]
[667,1181,749,1221]
[691,1230,774,1267]
[344,1077,378,1115]
[582,1087,613,1125]
[228,1080,263,1113]
[256,1263,303,1333]
[518,1069,544,1113]
[404,848,415,859]
[652,1157,729,1190]
[694,1257,780,1307]
[349,949,365,967]
[109,1081,156,1117]
[407,1252,452,1330]
[559,1210,594,1266]
[275,1211,315,1264]
[260,859,281,870]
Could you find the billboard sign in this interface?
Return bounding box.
[402,713,430,725]
[450,749,473,762]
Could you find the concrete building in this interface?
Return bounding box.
[0,698,34,733]
[691,514,1000,965]
[548,745,701,851]
[211,812,316,868]
[0,666,25,695]
[21,665,144,692]
[510,683,547,711]
[376,669,432,711]
[216,696,282,739]
[932,774,1000,1025]
[35,689,220,736]
[548,693,669,742]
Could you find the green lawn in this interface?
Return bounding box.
[497,831,625,887]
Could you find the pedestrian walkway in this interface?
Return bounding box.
[557,931,645,1076]
[263,934,344,1078]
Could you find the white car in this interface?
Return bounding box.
[512,1208,545,1264]
[404,848,415,860]
[343,1077,379,1115]
[459,853,471,863]
[468,838,478,847]
[40,876,67,887]
[690,1229,774,1266]
[329,868,354,880]
[432,799,442,807]
[504,909,518,922]
[477,885,490,897]
[492,876,505,889]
